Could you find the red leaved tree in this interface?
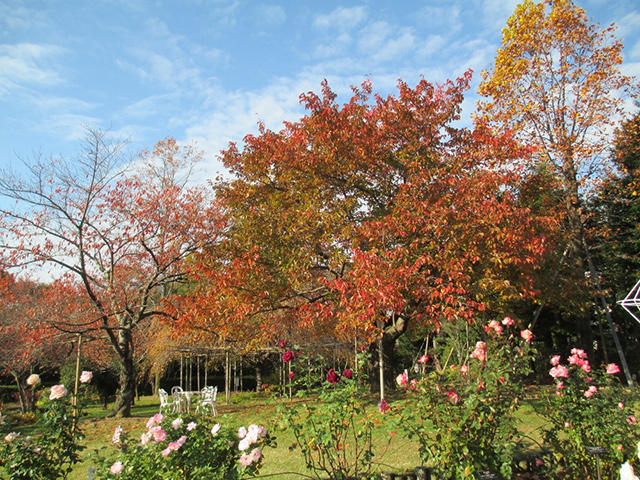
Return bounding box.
[176,75,555,389]
[0,130,223,416]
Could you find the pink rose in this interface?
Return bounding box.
[79,371,93,383]
[619,402,625,409]
[550,355,561,366]
[238,426,247,439]
[239,453,253,466]
[471,341,487,362]
[171,418,183,430]
[571,348,587,359]
[326,368,339,384]
[112,425,123,444]
[281,350,294,362]
[628,415,638,424]
[460,365,469,374]
[49,384,67,400]
[288,371,295,380]
[26,374,41,387]
[140,431,152,445]
[110,461,124,475]
[342,368,353,380]
[146,413,164,429]
[377,398,390,413]
[187,422,197,431]
[502,316,515,326]
[549,365,569,378]
[446,391,460,405]
[520,329,533,342]
[151,426,167,443]
[418,354,429,364]
[250,447,262,462]
[606,363,621,374]
[584,385,598,398]
[485,320,502,334]
[396,370,408,387]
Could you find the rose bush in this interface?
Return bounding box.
[395,317,535,479]
[0,377,89,479]
[93,413,272,480]
[535,349,639,479]
[277,354,385,480]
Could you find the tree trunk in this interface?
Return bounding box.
[255,365,262,392]
[368,315,408,393]
[11,372,27,414]
[109,327,136,417]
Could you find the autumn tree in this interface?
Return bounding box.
[179,74,553,390]
[0,130,222,416]
[477,0,638,380]
[0,272,70,412]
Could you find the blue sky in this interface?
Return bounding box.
[2,0,640,182]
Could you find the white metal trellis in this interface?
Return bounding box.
[617,279,640,325]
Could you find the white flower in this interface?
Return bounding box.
[49,384,67,400]
[79,371,93,383]
[186,421,197,431]
[238,437,250,451]
[4,432,19,442]
[620,462,639,480]
[211,423,221,436]
[171,418,183,430]
[238,426,247,439]
[26,374,41,387]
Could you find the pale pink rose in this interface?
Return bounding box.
[110,461,124,475]
[502,316,515,326]
[238,437,250,451]
[459,365,469,374]
[550,355,561,366]
[171,418,183,430]
[161,446,172,457]
[555,391,563,396]
[238,426,247,439]
[239,453,253,466]
[618,444,624,451]
[556,381,565,390]
[249,448,262,462]
[606,363,621,374]
[79,371,93,383]
[49,384,67,400]
[177,435,186,446]
[112,425,123,444]
[211,423,221,435]
[549,365,569,379]
[151,426,167,443]
[564,422,570,428]
[581,361,591,373]
[186,422,197,431]
[619,402,625,409]
[627,415,637,424]
[4,432,19,442]
[140,431,152,445]
[396,370,408,387]
[258,426,267,438]
[535,458,543,467]
[146,413,164,429]
[520,329,533,342]
[26,374,41,387]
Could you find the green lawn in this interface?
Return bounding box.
[1,390,548,480]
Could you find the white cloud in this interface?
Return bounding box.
[256,5,286,26]
[616,11,640,38]
[0,43,64,96]
[314,32,352,58]
[314,6,367,31]
[630,40,640,60]
[416,35,446,59]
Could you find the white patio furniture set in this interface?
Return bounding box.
[158,385,217,415]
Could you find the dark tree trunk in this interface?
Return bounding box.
[368,316,408,394]
[109,328,136,417]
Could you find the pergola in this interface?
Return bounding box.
[618,279,640,325]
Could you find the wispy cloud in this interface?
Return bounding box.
[255,5,286,26]
[313,6,367,31]
[0,43,65,96]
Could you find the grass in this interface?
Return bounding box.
[1,389,551,480]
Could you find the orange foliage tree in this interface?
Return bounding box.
[0,271,69,412]
[177,74,554,388]
[477,0,638,379]
[0,130,223,416]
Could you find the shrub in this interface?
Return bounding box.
[536,349,639,479]
[395,317,535,479]
[92,413,272,480]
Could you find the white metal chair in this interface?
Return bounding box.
[171,386,187,413]
[196,386,217,416]
[158,388,176,414]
